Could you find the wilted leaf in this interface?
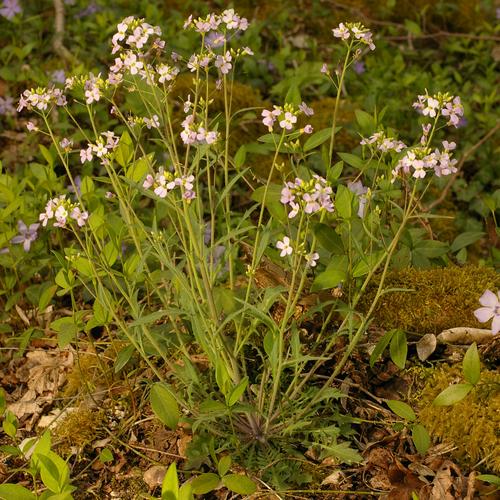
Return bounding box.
[417,333,437,361]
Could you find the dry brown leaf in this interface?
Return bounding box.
[143,465,167,489]
[430,461,463,500]
[321,470,345,487]
[25,350,73,395]
[8,389,42,419]
[417,334,437,361]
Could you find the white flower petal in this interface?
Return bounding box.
[491,314,500,335]
[474,307,494,323]
[478,289,498,308]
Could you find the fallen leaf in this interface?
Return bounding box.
[143,465,167,489]
[416,334,437,361]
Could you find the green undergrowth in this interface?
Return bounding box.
[415,364,500,473]
[360,265,500,333]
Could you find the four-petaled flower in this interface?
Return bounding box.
[276,237,293,257]
[11,220,39,252]
[474,290,500,335]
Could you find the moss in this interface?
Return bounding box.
[53,405,106,454]
[416,364,500,473]
[359,265,500,334]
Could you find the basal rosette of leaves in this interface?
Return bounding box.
[5,9,493,492]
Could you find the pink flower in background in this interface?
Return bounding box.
[0,0,22,19]
[276,237,293,257]
[11,220,39,252]
[474,290,500,334]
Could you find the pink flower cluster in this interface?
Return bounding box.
[332,22,375,51]
[360,131,406,153]
[261,103,314,132]
[280,176,334,218]
[80,131,119,164]
[143,169,196,201]
[412,93,464,127]
[111,17,162,55]
[39,195,88,228]
[183,10,249,34]
[392,141,458,179]
[107,18,169,86]
[17,87,67,113]
[180,114,218,146]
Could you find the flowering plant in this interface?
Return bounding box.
[11,11,476,489]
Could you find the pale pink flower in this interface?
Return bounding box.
[474,290,500,334]
[80,147,93,163]
[11,220,39,252]
[332,23,350,40]
[299,101,314,116]
[279,111,297,130]
[276,236,293,257]
[306,252,320,267]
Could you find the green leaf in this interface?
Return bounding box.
[103,241,119,267]
[370,329,395,367]
[38,285,57,311]
[127,155,150,183]
[2,411,17,438]
[355,109,375,132]
[411,424,431,455]
[304,127,339,152]
[98,448,113,463]
[114,345,135,373]
[310,256,348,292]
[390,329,407,369]
[387,400,416,421]
[150,383,180,430]
[222,474,257,495]
[115,131,134,168]
[39,145,54,167]
[190,473,220,495]
[178,483,193,500]
[328,160,344,182]
[404,19,422,35]
[450,232,485,253]
[314,223,344,253]
[433,383,473,406]
[74,257,94,277]
[0,484,36,500]
[321,442,363,464]
[80,176,94,196]
[234,145,246,169]
[337,152,365,169]
[462,343,480,385]
[476,474,500,486]
[335,184,355,219]
[51,317,79,349]
[161,462,179,500]
[226,377,248,407]
[285,83,301,105]
[217,455,232,477]
[38,452,70,493]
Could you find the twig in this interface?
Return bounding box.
[52,0,78,64]
[424,122,500,212]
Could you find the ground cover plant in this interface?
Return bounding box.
[0,1,499,498]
